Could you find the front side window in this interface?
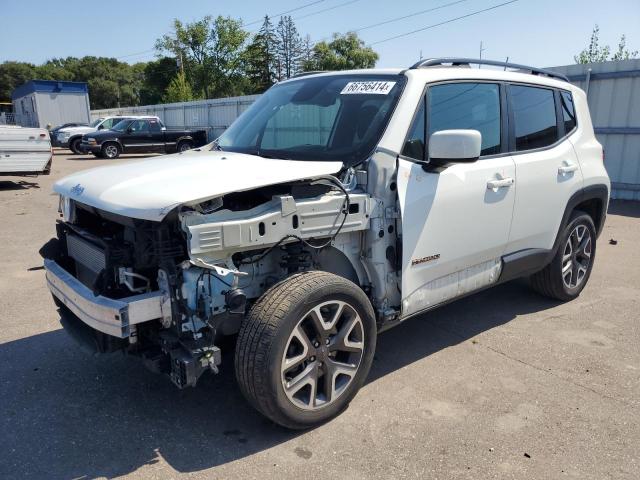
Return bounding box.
[560,91,577,134]
[511,85,558,151]
[428,83,501,156]
[217,74,405,165]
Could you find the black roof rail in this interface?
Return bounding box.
[409,57,569,82]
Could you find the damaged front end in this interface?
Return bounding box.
[45,171,375,389]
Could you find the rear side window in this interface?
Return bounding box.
[402,98,426,160]
[510,85,558,151]
[560,91,577,134]
[428,83,501,156]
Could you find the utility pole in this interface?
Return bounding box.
[479,41,486,67]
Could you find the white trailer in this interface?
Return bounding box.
[0,126,53,175]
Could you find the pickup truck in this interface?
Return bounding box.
[80,117,208,158]
[55,116,135,153]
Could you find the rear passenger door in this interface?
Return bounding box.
[505,85,583,253]
[122,119,153,153]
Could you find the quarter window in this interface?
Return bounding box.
[560,91,577,134]
[428,83,501,156]
[402,98,426,160]
[511,85,558,151]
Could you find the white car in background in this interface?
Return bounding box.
[56,116,152,153]
[44,58,610,429]
[0,125,52,176]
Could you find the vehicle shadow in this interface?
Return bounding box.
[0,179,40,191]
[0,280,558,478]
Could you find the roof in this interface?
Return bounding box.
[12,80,88,100]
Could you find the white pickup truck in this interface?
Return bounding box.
[55,116,142,153]
[44,58,610,429]
[0,125,52,176]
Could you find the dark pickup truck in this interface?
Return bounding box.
[80,117,208,158]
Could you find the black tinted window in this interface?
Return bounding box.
[402,99,426,160]
[428,83,501,156]
[129,120,150,133]
[560,91,576,134]
[511,85,558,151]
[149,120,162,132]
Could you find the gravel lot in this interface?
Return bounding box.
[1,150,638,479]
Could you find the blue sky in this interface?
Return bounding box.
[2,0,639,68]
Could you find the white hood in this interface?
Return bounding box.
[54,150,342,221]
[58,126,95,135]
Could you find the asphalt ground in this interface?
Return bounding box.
[0,149,638,479]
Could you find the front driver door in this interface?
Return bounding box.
[397,82,516,317]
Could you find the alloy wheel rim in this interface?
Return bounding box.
[180,143,191,152]
[562,224,592,289]
[105,145,117,158]
[281,300,364,410]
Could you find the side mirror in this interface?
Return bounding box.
[97,125,104,130]
[126,127,133,134]
[429,129,481,163]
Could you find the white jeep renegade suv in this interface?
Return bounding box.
[44,58,610,428]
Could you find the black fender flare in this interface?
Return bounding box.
[499,184,609,283]
[554,184,609,247]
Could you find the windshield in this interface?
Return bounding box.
[216,74,405,165]
[89,118,103,128]
[112,119,133,132]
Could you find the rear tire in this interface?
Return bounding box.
[530,210,596,301]
[235,271,377,429]
[177,140,193,152]
[69,138,82,154]
[102,142,120,159]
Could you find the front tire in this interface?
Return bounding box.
[530,210,596,301]
[101,142,120,159]
[235,271,377,429]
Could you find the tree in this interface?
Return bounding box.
[612,34,639,61]
[163,71,194,103]
[244,15,278,93]
[275,16,304,80]
[0,61,36,102]
[303,32,378,71]
[141,57,180,104]
[156,15,249,98]
[575,25,638,63]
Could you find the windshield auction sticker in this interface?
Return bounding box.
[340,81,397,95]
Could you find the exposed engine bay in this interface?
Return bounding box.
[47,164,402,389]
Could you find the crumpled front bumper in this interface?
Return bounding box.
[44,258,164,338]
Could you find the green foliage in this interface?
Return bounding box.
[141,57,180,105]
[575,25,638,64]
[156,15,249,99]
[612,34,639,61]
[1,15,381,108]
[303,32,378,71]
[244,15,278,94]
[0,61,36,102]
[163,71,194,103]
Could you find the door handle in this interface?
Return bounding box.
[558,163,578,175]
[486,177,514,190]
